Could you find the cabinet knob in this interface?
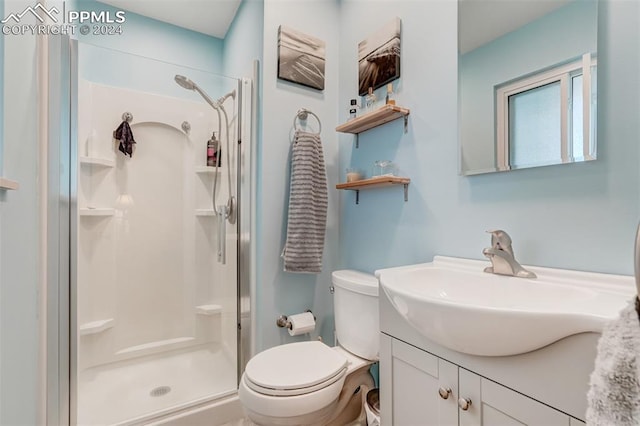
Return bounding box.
[438,387,452,399]
[458,397,472,411]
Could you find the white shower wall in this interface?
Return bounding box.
[77,81,238,371]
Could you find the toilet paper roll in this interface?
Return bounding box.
[288,312,316,336]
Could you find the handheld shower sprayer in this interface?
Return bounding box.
[173,74,237,263]
[174,74,195,90]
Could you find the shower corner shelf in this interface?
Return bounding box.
[195,304,223,316]
[336,176,410,205]
[80,318,114,336]
[80,207,116,217]
[80,156,115,168]
[0,177,19,190]
[195,209,216,217]
[195,166,222,174]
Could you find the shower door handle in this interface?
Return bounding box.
[217,205,227,265]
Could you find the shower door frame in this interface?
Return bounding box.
[46,35,255,425]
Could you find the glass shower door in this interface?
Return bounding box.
[73,42,240,425]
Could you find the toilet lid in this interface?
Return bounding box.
[245,341,348,394]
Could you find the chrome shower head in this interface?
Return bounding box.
[174,75,195,90]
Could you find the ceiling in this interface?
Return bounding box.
[458,0,571,54]
[99,0,571,52]
[99,0,242,39]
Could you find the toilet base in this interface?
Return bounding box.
[242,398,338,426]
[241,366,375,426]
[325,388,368,426]
[326,366,374,426]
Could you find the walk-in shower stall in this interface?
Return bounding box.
[46,36,254,425]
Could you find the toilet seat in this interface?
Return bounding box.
[243,341,348,397]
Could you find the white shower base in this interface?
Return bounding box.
[77,343,237,425]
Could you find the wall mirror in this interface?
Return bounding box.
[458,0,598,175]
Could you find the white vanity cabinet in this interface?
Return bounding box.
[381,335,586,426]
[381,335,458,425]
[374,257,629,425]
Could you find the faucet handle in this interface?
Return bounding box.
[486,230,514,255]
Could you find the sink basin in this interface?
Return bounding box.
[376,256,635,356]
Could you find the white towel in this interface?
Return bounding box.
[586,298,640,425]
[282,131,328,273]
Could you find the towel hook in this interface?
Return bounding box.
[122,112,133,123]
[293,108,322,134]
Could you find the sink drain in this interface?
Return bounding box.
[150,386,171,397]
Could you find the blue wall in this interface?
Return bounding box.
[73,0,224,74]
[257,0,341,352]
[223,0,264,78]
[77,42,234,105]
[339,0,640,276]
[70,0,229,100]
[1,0,42,422]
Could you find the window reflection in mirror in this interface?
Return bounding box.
[458,0,598,176]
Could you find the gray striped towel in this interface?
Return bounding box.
[282,131,328,273]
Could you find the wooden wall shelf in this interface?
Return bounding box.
[336,105,410,135]
[336,176,410,204]
[0,177,19,190]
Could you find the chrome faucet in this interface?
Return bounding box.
[482,230,536,278]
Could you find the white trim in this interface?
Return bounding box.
[559,73,569,163]
[495,89,509,171]
[495,54,596,170]
[582,53,593,160]
[36,32,48,426]
[250,76,257,358]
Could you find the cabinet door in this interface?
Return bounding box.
[380,335,458,426]
[457,369,570,426]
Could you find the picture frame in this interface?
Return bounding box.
[358,17,402,96]
[277,25,326,91]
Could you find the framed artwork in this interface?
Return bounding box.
[277,25,326,91]
[358,17,401,96]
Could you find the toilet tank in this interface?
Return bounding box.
[332,270,379,360]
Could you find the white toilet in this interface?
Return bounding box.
[238,270,379,426]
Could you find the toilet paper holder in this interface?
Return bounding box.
[276,310,316,329]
